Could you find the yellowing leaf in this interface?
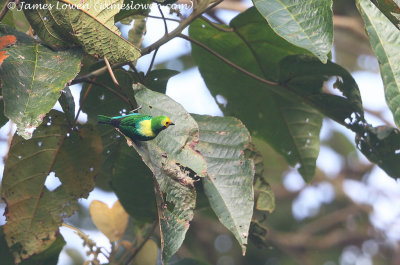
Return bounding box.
[89,200,129,242]
[131,239,158,265]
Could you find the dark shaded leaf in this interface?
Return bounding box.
[111,143,157,222]
[0,25,81,139]
[144,69,180,94]
[356,126,400,178]
[58,87,75,125]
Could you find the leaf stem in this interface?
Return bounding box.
[158,5,169,35]
[145,48,159,76]
[200,15,233,32]
[104,56,120,87]
[178,33,362,131]
[124,220,158,264]
[81,79,133,108]
[146,14,180,23]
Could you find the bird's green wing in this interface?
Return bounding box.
[119,114,152,126]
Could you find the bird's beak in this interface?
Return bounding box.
[170,122,175,125]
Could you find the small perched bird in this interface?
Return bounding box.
[98,113,174,141]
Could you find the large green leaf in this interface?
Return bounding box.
[1,227,65,265]
[24,0,141,63]
[369,0,400,30]
[129,85,207,263]
[0,25,81,139]
[190,8,322,182]
[190,8,364,182]
[252,0,333,63]
[192,114,254,254]
[357,0,400,128]
[356,126,400,178]
[1,110,102,262]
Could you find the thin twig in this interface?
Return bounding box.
[141,0,224,55]
[177,33,278,87]
[158,4,168,35]
[62,223,110,259]
[104,56,120,87]
[200,15,233,32]
[0,0,12,22]
[82,80,133,107]
[124,220,158,264]
[71,62,127,85]
[146,14,180,23]
[145,48,159,76]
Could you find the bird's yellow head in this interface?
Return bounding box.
[162,116,174,128]
[152,115,175,133]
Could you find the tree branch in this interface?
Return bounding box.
[141,0,224,55]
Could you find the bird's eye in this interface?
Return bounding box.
[166,122,169,125]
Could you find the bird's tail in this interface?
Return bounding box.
[98,115,112,124]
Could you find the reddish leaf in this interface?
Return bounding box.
[0,35,16,66]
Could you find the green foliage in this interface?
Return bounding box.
[193,114,255,254]
[1,110,102,261]
[1,226,65,265]
[1,0,400,264]
[357,0,400,128]
[0,25,82,139]
[24,0,141,63]
[356,126,400,177]
[252,0,334,63]
[190,9,323,182]
[369,0,400,29]
[132,85,206,262]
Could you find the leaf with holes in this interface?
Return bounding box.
[0,25,82,139]
[23,0,140,63]
[357,0,400,128]
[252,0,333,63]
[356,126,400,178]
[1,226,66,265]
[0,110,102,262]
[192,114,254,254]
[126,84,207,263]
